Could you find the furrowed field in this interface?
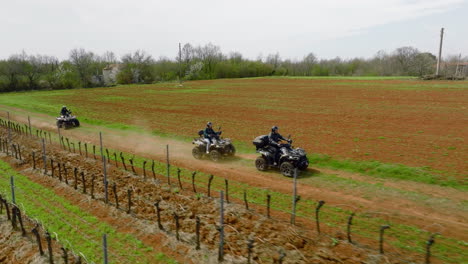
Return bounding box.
[1,77,466,179]
[0,77,467,263]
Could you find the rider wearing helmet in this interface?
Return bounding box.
[268,126,291,165]
[203,122,218,154]
[60,106,71,117]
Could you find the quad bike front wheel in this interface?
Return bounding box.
[72,119,80,127]
[192,147,203,159]
[56,120,63,128]
[227,145,236,156]
[209,150,221,162]
[298,157,309,170]
[255,156,267,171]
[280,162,295,177]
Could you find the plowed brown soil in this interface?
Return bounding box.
[23,78,464,176]
[0,212,71,264]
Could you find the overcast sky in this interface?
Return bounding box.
[1,0,467,61]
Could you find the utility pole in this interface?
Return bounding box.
[178,42,182,85]
[436,27,444,76]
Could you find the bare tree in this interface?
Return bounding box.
[179,43,195,76]
[0,51,27,90]
[256,53,263,62]
[69,48,96,87]
[229,52,243,63]
[101,51,118,65]
[394,46,419,75]
[181,43,194,63]
[24,54,55,89]
[301,52,317,75]
[121,50,153,65]
[195,43,222,78]
[303,53,317,65]
[413,52,436,76]
[120,50,154,83]
[266,52,281,73]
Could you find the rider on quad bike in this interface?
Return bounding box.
[253,126,308,177]
[204,122,219,154]
[268,126,292,165]
[60,106,71,117]
[56,105,80,129]
[192,122,236,161]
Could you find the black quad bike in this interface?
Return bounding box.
[192,129,236,162]
[56,113,80,129]
[253,135,308,177]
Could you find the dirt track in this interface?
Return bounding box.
[1,106,467,263]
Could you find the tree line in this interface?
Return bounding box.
[0,43,465,92]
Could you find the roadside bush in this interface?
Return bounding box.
[116,68,133,84]
[311,65,329,76]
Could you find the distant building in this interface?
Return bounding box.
[103,64,123,86]
[455,62,468,77]
[441,62,468,77]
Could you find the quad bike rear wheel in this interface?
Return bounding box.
[192,147,203,159]
[255,156,267,171]
[280,162,295,177]
[209,150,221,162]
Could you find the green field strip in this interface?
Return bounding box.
[257,76,420,80]
[0,160,177,264]
[308,154,465,190]
[300,173,467,213]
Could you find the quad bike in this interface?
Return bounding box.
[192,129,236,162]
[56,112,80,129]
[253,135,308,177]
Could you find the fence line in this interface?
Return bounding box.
[0,191,85,263]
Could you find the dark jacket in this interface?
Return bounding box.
[204,127,217,139]
[61,107,70,116]
[268,132,286,146]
